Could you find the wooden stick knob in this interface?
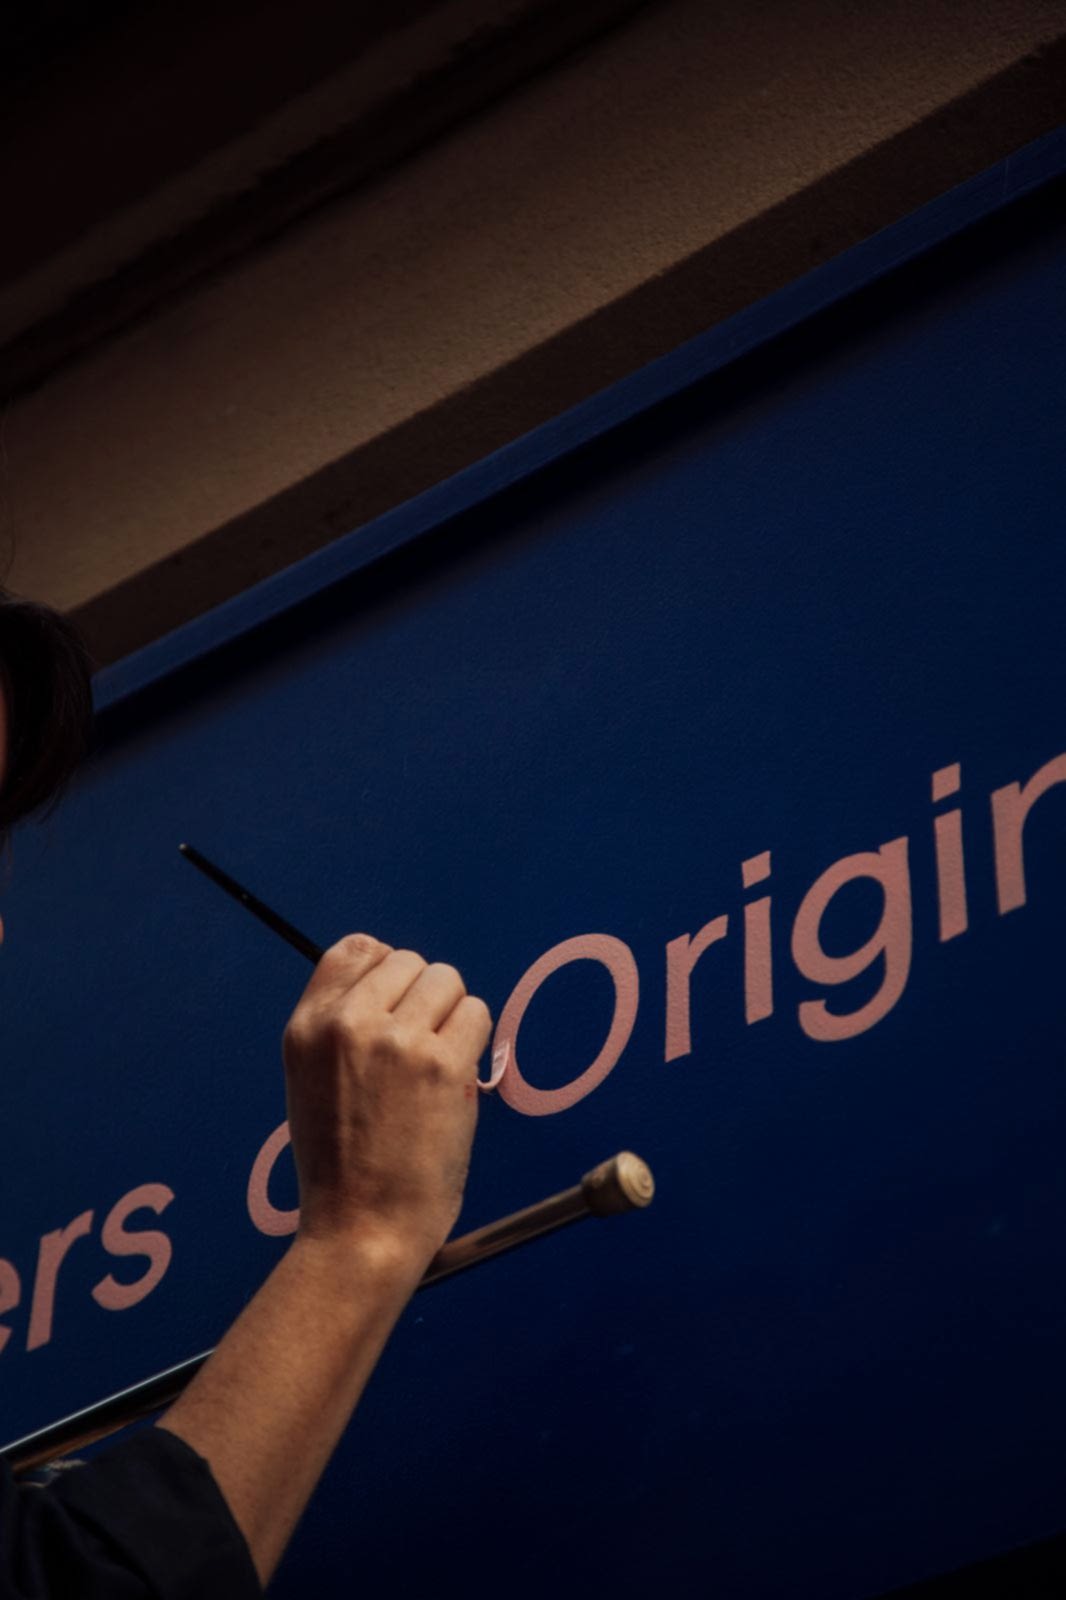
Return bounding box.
[580,1151,655,1216]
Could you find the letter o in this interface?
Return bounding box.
[247,1121,299,1237]
[495,934,639,1117]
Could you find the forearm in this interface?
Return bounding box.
[158,934,489,1588]
[157,1230,425,1588]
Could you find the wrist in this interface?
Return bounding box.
[290,1222,432,1301]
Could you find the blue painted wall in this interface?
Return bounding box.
[1,155,1064,1597]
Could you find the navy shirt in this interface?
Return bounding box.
[0,1427,261,1597]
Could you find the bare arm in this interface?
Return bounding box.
[158,933,492,1589]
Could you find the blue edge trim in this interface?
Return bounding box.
[94,124,1066,718]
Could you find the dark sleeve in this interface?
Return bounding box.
[0,1426,262,1599]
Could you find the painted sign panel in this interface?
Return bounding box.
[1,146,1064,1597]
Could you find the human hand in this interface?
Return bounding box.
[281,934,492,1275]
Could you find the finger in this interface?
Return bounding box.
[345,948,427,1013]
[437,994,493,1066]
[298,933,392,1004]
[391,962,467,1031]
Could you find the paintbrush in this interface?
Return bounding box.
[178,842,324,963]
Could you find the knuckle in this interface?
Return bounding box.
[466,994,492,1024]
[390,948,427,970]
[387,1021,444,1078]
[328,1005,372,1050]
[379,1019,419,1065]
[282,1013,312,1056]
[418,1048,447,1085]
[324,932,387,968]
[429,961,465,993]
[294,999,349,1054]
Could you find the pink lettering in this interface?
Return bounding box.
[247,1121,300,1237]
[27,1210,94,1352]
[665,916,729,1062]
[496,935,639,1116]
[932,764,968,942]
[91,1183,175,1312]
[0,1260,20,1359]
[742,851,774,1025]
[991,753,1066,914]
[791,837,912,1042]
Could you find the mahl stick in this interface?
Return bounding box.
[2,1152,654,1476]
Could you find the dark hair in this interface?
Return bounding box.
[0,591,96,845]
